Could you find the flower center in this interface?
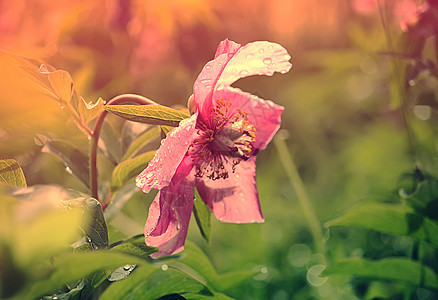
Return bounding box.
[189,99,255,180]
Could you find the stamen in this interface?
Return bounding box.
[188,99,256,180]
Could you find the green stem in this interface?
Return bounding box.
[377,0,418,166]
[274,132,326,258]
[89,94,157,202]
[435,34,438,65]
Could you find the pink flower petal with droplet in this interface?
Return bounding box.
[136,113,198,193]
[214,39,241,59]
[193,40,241,118]
[145,157,195,258]
[216,41,292,88]
[214,86,284,151]
[196,157,263,223]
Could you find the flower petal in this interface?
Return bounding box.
[196,157,263,223]
[214,86,284,151]
[136,113,198,193]
[214,39,241,59]
[193,40,241,118]
[216,41,292,89]
[144,157,195,258]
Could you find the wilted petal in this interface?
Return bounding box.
[145,157,195,258]
[214,86,284,151]
[136,113,198,193]
[196,157,263,223]
[216,41,292,88]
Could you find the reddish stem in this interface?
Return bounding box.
[90,94,157,203]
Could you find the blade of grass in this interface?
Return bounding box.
[274,131,325,259]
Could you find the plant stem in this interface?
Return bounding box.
[435,34,438,65]
[274,132,326,258]
[377,0,418,166]
[89,94,157,202]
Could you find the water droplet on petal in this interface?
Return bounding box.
[268,45,273,50]
[205,65,211,69]
[263,58,272,64]
[240,70,249,76]
[259,49,264,53]
[161,264,169,271]
[280,70,288,74]
[65,166,72,174]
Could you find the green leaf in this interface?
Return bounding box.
[100,121,122,164]
[105,105,189,127]
[325,203,438,247]
[169,241,218,285]
[112,151,155,189]
[100,267,206,300]
[111,234,158,259]
[193,196,212,243]
[0,243,27,298]
[103,183,137,220]
[78,96,105,125]
[86,201,109,250]
[20,251,147,299]
[401,178,438,220]
[8,186,108,260]
[14,206,84,268]
[161,126,174,136]
[122,126,160,161]
[0,159,26,187]
[324,257,438,290]
[41,280,84,300]
[61,189,109,249]
[184,291,233,300]
[211,270,257,291]
[38,65,74,104]
[42,140,89,188]
[75,195,109,249]
[108,265,137,282]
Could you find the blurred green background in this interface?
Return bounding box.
[2,0,438,299]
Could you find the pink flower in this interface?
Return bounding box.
[136,39,292,258]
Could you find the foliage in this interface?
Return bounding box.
[2,0,438,299]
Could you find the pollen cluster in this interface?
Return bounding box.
[188,99,255,180]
